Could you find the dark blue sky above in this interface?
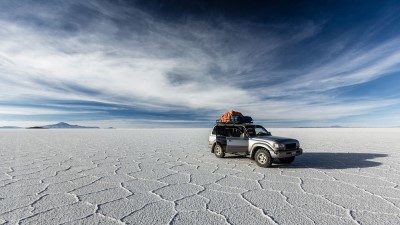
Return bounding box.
[0,0,399,127]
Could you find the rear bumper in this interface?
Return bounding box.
[270,148,303,158]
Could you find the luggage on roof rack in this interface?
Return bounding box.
[237,116,253,124]
[219,110,242,123]
[217,111,253,124]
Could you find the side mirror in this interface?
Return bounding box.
[267,132,271,135]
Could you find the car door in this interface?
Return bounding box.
[226,127,249,153]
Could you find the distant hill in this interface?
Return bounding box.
[43,122,99,129]
[0,126,22,129]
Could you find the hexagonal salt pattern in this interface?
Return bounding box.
[0,128,400,224]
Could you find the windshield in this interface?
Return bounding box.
[245,125,270,137]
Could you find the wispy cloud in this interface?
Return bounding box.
[273,39,400,94]
[0,1,399,127]
[0,107,74,115]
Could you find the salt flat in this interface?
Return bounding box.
[0,128,400,224]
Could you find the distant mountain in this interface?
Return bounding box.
[0,126,22,129]
[43,122,99,129]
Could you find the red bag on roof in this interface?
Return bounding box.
[219,110,243,123]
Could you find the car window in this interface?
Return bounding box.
[254,127,268,136]
[214,126,245,137]
[226,127,243,137]
[246,125,269,137]
[215,126,226,136]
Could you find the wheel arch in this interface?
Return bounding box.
[250,144,273,159]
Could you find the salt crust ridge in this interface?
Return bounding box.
[0,128,399,224]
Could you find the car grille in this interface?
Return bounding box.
[285,143,297,150]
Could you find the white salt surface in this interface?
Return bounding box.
[1,128,400,224]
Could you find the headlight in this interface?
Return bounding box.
[296,142,300,148]
[272,143,284,150]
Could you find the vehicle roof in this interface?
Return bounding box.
[214,123,263,127]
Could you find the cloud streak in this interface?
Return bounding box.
[0,0,399,127]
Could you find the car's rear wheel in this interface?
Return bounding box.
[255,148,272,167]
[278,156,295,164]
[214,144,225,158]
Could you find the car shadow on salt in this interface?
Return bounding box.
[219,152,387,169]
[273,152,388,169]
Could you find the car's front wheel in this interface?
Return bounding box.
[255,148,272,167]
[278,156,295,164]
[214,144,225,158]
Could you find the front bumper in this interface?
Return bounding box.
[270,148,303,158]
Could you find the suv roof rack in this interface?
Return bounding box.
[215,120,253,125]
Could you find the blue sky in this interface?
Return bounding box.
[0,0,400,128]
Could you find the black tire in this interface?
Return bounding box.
[255,148,272,167]
[214,144,225,158]
[278,156,295,164]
